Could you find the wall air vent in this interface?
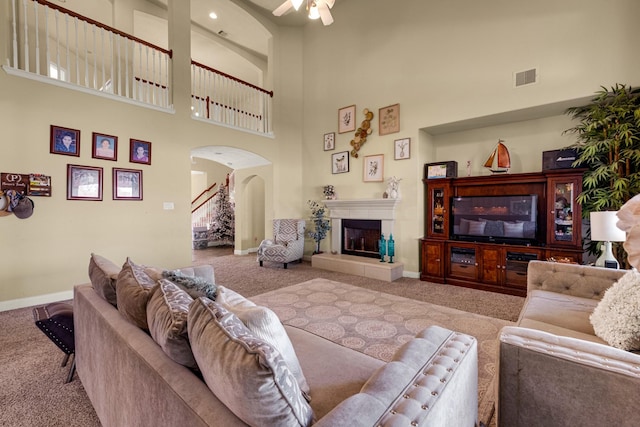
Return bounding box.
[514,68,537,87]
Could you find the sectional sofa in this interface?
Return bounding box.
[75,254,480,426]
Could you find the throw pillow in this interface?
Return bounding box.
[162,269,217,300]
[504,221,525,238]
[188,298,314,427]
[480,219,504,237]
[467,220,487,236]
[88,253,120,306]
[459,218,471,234]
[590,269,640,351]
[147,279,197,369]
[116,258,156,330]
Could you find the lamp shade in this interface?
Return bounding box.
[590,211,626,242]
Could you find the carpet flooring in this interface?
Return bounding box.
[0,249,525,426]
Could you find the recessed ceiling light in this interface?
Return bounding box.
[209,12,218,20]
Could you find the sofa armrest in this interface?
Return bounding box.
[526,260,625,300]
[315,326,478,427]
[498,326,640,427]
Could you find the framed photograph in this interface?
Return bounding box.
[50,125,80,156]
[363,154,384,182]
[67,164,102,201]
[92,132,118,161]
[379,103,400,136]
[130,139,151,165]
[331,151,349,174]
[394,137,411,160]
[113,168,143,200]
[424,161,458,179]
[338,105,356,134]
[324,132,335,151]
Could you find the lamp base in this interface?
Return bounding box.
[595,241,619,269]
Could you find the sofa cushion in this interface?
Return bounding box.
[518,290,599,336]
[590,269,640,351]
[116,258,156,330]
[147,279,197,369]
[88,253,120,306]
[504,221,524,238]
[467,220,487,236]
[217,286,310,397]
[188,298,314,427]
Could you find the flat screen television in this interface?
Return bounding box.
[451,194,539,245]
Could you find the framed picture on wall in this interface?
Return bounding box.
[379,103,400,135]
[50,125,80,156]
[130,139,151,165]
[92,132,118,161]
[363,154,384,182]
[338,105,356,134]
[324,132,335,151]
[331,151,349,174]
[394,137,410,160]
[67,164,102,201]
[113,168,143,200]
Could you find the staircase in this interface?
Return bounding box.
[191,182,218,249]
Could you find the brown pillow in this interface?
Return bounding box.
[147,279,197,368]
[116,258,156,330]
[188,298,314,427]
[88,253,120,306]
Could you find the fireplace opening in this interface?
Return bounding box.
[342,219,382,259]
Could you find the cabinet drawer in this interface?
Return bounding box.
[450,262,476,279]
[505,270,527,288]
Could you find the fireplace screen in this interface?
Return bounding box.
[342,219,382,259]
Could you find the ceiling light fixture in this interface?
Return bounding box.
[208,12,217,19]
[273,0,335,26]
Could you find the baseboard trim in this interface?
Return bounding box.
[234,247,258,255]
[0,290,74,312]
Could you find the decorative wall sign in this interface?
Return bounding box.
[394,138,411,160]
[50,125,80,156]
[331,151,349,174]
[67,164,103,201]
[130,139,151,165]
[338,105,356,134]
[113,168,143,200]
[363,154,384,182]
[324,132,335,151]
[379,103,400,135]
[1,173,29,193]
[92,132,118,161]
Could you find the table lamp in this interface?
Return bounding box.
[590,211,626,268]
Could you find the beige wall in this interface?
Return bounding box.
[300,0,640,274]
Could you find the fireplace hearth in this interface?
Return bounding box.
[342,219,382,259]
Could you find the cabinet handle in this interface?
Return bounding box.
[436,258,440,262]
[475,262,478,266]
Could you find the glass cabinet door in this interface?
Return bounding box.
[548,177,581,247]
[427,182,450,239]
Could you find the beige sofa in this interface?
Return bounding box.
[497,261,640,427]
[75,261,480,427]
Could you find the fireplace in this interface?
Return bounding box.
[323,198,401,258]
[342,219,381,259]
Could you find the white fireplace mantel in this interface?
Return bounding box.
[324,198,400,254]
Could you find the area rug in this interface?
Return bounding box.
[252,278,512,425]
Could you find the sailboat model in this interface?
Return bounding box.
[484,139,511,173]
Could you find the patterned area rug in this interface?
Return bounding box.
[252,278,512,425]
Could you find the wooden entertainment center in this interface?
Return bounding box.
[420,169,585,296]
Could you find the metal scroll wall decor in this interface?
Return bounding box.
[350,108,374,158]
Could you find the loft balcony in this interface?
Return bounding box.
[3,0,273,136]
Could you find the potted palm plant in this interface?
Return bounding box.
[564,83,640,267]
[307,200,331,254]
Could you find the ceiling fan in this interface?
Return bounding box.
[273,0,335,26]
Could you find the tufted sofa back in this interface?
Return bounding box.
[527,260,626,300]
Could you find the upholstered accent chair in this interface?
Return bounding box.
[257,219,305,269]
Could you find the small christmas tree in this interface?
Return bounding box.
[208,183,235,246]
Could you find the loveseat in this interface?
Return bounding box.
[497,260,640,427]
[75,254,480,427]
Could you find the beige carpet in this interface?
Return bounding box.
[252,278,511,425]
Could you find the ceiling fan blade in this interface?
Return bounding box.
[324,0,336,9]
[318,3,334,25]
[273,0,293,16]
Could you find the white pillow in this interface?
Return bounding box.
[467,220,486,236]
[217,286,311,398]
[590,269,640,351]
[503,221,524,238]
